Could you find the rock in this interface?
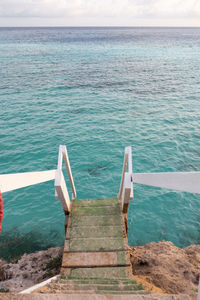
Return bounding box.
[0,247,63,293]
[130,241,200,295]
[0,259,10,281]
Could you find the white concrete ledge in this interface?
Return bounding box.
[19,275,60,294]
[5,293,196,300]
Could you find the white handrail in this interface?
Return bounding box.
[133,171,200,194]
[127,147,132,174]
[54,145,76,214]
[118,151,128,201]
[0,170,56,194]
[119,145,200,215]
[62,146,76,199]
[0,145,76,223]
[118,146,133,213]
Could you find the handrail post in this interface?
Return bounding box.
[55,170,71,214]
[54,145,76,217]
[118,152,128,200]
[62,145,77,199]
[122,172,132,213]
[118,146,133,214]
[128,146,132,174]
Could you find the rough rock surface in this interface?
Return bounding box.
[0,241,199,296]
[130,241,200,295]
[0,247,63,293]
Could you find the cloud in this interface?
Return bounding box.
[0,0,199,18]
[0,0,76,18]
[151,0,200,18]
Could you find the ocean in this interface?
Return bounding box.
[0,27,200,260]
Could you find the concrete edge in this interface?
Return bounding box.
[15,293,197,300]
[19,275,60,294]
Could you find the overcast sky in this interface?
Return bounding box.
[0,0,200,27]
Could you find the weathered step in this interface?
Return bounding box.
[43,289,148,295]
[71,215,122,227]
[50,283,145,292]
[40,289,149,295]
[63,266,130,279]
[40,279,147,294]
[97,290,149,295]
[67,237,125,252]
[69,225,123,238]
[96,284,145,292]
[58,278,139,285]
[73,198,119,207]
[62,251,130,267]
[71,205,120,216]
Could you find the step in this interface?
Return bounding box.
[58,278,138,285]
[50,283,145,292]
[73,198,119,207]
[42,289,149,295]
[71,215,122,227]
[64,266,130,279]
[69,225,123,238]
[67,237,125,252]
[71,205,120,217]
[62,251,129,267]
[96,290,149,295]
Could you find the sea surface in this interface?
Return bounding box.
[0,27,200,260]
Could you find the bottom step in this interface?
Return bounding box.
[61,266,131,279]
[40,280,147,294]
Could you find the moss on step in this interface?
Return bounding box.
[69,237,125,251]
[55,283,144,291]
[69,225,123,238]
[69,266,129,279]
[71,215,122,227]
[58,278,138,285]
[72,205,120,217]
[73,198,119,207]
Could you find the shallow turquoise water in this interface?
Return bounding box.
[0,27,200,258]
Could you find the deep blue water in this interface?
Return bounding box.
[0,27,200,259]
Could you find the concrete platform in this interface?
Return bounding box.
[0,293,196,300]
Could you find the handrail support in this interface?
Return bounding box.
[55,145,76,215]
[118,146,133,213]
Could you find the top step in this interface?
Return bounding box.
[73,198,120,207]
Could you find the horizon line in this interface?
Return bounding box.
[1,25,200,28]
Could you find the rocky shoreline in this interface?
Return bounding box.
[0,241,199,295]
[0,247,63,293]
[130,241,200,296]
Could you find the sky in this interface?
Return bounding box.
[0,0,200,27]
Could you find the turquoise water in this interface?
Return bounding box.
[0,27,200,258]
